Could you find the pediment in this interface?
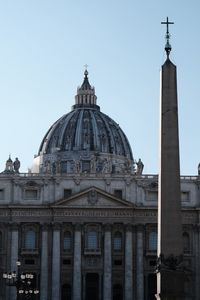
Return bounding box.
[53,187,134,208]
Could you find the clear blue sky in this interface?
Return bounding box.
[0,0,200,175]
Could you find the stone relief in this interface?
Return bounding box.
[88,190,98,205]
[85,257,100,267]
[73,159,81,173]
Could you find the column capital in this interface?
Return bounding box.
[125,223,133,232]
[104,223,112,232]
[74,223,82,231]
[52,222,61,230]
[136,224,144,232]
[41,223,49,231]
[10,222,19,231]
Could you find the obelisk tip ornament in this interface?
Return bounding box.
[161,17,174,59]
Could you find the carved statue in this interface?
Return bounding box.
[90,156,96,173]
[13,157,20,173]
[51,161,56,175]
[74,159,81,173]
[136,158,144,175]
[102,158,110,173]
[56,160,61,174]
[124,158,131,173]
[45,160,51,174]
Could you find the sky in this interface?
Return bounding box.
[0,0,200,175]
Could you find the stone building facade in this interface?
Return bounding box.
[0,70,200,300]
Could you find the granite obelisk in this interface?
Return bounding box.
[156,18,184,300]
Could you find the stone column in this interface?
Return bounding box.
[125,224,133,300]
[10,224,19,300]
[103,224,112,300]
[73,224,82,300]
[40,224,49,300]
[136,225,144,300]
[52,223,61,300]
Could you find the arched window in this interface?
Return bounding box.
[63,231,72,251]
[25,230,36,249]
[113,232,122,251]
[149,231,157,251]
[183,232,190,253]
[87,230,98,249]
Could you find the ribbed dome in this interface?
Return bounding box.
[39,108,133,159]
[33,71,134,174]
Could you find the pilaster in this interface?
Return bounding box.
[73,223,82,300]
[52,223,61,300]
[40,224,49,300]
[136,224,144,300]
[125,224,133,300]
[103,224,112,300]
[10,223,19,300]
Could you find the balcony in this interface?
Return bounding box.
[84,248,101,255]
[20,248,39,255]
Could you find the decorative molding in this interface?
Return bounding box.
[73,176,80,185]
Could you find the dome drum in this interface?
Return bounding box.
[32,151,134,175]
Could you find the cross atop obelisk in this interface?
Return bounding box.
[161,17,174,58]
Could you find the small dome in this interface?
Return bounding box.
[33,71,134,174]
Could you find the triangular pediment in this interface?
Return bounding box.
[52,187,134,208]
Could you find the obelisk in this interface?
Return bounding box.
[156,18,184,300]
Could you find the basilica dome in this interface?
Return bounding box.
[32,71,134,174]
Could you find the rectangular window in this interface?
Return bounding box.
[147,191,158,201]
[24,189,38,200]
[82,161,90,172]
[114,189,122,199]
[64,189,72,199]
[61,161,68,173]
[0,189,4,200]
[114,259,122,266]
[181,191,190,202]
[87,231,98,249]
[63,259,71,265]
[25,259,35,265]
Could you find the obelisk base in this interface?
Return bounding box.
[156,269,185,300]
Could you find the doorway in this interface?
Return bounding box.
[85,273,99,300]
[148,273,157,300]
[113,284,123,300]
[61,283,71,300]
